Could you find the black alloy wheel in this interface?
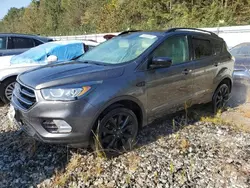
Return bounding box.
[95,107,138,157]
[213,84,230,113]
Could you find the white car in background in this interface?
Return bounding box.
[0,40,99,103]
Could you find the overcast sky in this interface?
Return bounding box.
[0,0,31,19]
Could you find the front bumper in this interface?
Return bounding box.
[11,98,98,147]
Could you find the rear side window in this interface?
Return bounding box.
[152,36,190,65]
[11,37,35,49]
[192,38,212,59]
[0,37,7,49]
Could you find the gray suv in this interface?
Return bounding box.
[11,28,234,156]
[0,33,53,56]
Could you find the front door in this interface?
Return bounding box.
[146,35,194,122]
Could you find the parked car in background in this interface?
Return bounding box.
[10,28,234,157]
[230,42,250,84]
[0,33,53,56]
[0,40,99,103]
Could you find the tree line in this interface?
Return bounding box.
[0,0,249,36]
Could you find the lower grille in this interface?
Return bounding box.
[13,82,36,110]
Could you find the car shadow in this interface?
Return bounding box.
[137,102,214,147]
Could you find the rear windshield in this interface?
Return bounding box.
[78,33,159,65]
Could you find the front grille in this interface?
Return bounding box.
[13,82,36,110]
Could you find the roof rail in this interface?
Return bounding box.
[166,28,217,36]
[118,30,141,36]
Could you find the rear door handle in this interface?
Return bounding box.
[182,69,192,75]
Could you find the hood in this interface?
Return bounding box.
[234,56,250,71]
[18,61,124,89]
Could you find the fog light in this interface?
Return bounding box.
[42,120,58,133]
[53,120,72,133]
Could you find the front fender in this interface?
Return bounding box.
[90,95,147,130]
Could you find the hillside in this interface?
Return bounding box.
[0,0,250,35]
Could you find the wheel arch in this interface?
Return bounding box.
[1,75,17,83]
[90,96,147,132]
[214,77,232,93]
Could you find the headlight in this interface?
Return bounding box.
[41,86,91,101]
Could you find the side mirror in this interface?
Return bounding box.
[150,57,172,69]
[47,55,58,63]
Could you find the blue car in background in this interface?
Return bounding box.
[0,40,99,103]
[230,42,250,85]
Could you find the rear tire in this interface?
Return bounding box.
[0,77,16,104]
[212,83,230,114]
[92,107,138,158]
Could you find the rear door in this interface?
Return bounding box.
[191,36,219,104]
[146,35,194,121]
[8,37,35,49]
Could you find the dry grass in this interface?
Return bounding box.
[180,138,190,152]
[53,153,82,186]
[127,153,141,173]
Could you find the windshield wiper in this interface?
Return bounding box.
[90,62,107,66]
[79,60,107,66]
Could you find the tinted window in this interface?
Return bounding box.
[0,37,7,49]
[152,36,189,65]
[12,37,34,49]
[192,38,212,59]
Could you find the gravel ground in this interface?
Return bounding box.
[0,101,250,188]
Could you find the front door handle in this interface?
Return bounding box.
[182,69,192,75]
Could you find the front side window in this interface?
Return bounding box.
[152,36,190,65]
[12,37,34,49]
[78,33,159,65]
[192,38,212,59]
[0,37,7,50]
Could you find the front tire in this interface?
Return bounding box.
[0,77,16,104]
[93,107,138,157]
[212,83,230,114]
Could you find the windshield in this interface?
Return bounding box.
[230,43,250,57]
[77,33,159,64]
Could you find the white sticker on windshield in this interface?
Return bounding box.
[139,34,157,39]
